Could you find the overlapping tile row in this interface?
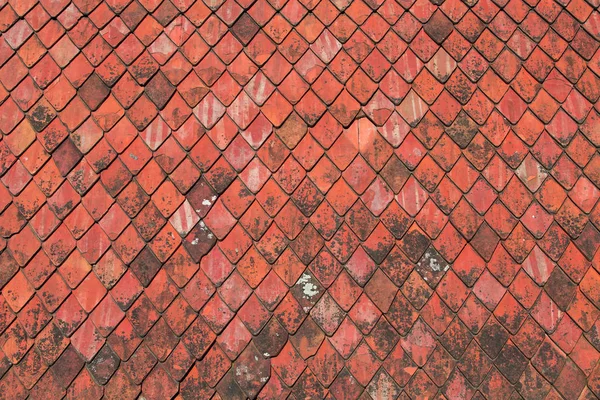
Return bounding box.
[0,0,599,397]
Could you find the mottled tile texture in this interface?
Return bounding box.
[0,0,600,398]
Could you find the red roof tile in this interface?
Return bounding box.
[0,0,599,397]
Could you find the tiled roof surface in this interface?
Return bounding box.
[0,0,600,398]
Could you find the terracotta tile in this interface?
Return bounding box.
[0,1,598,396]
